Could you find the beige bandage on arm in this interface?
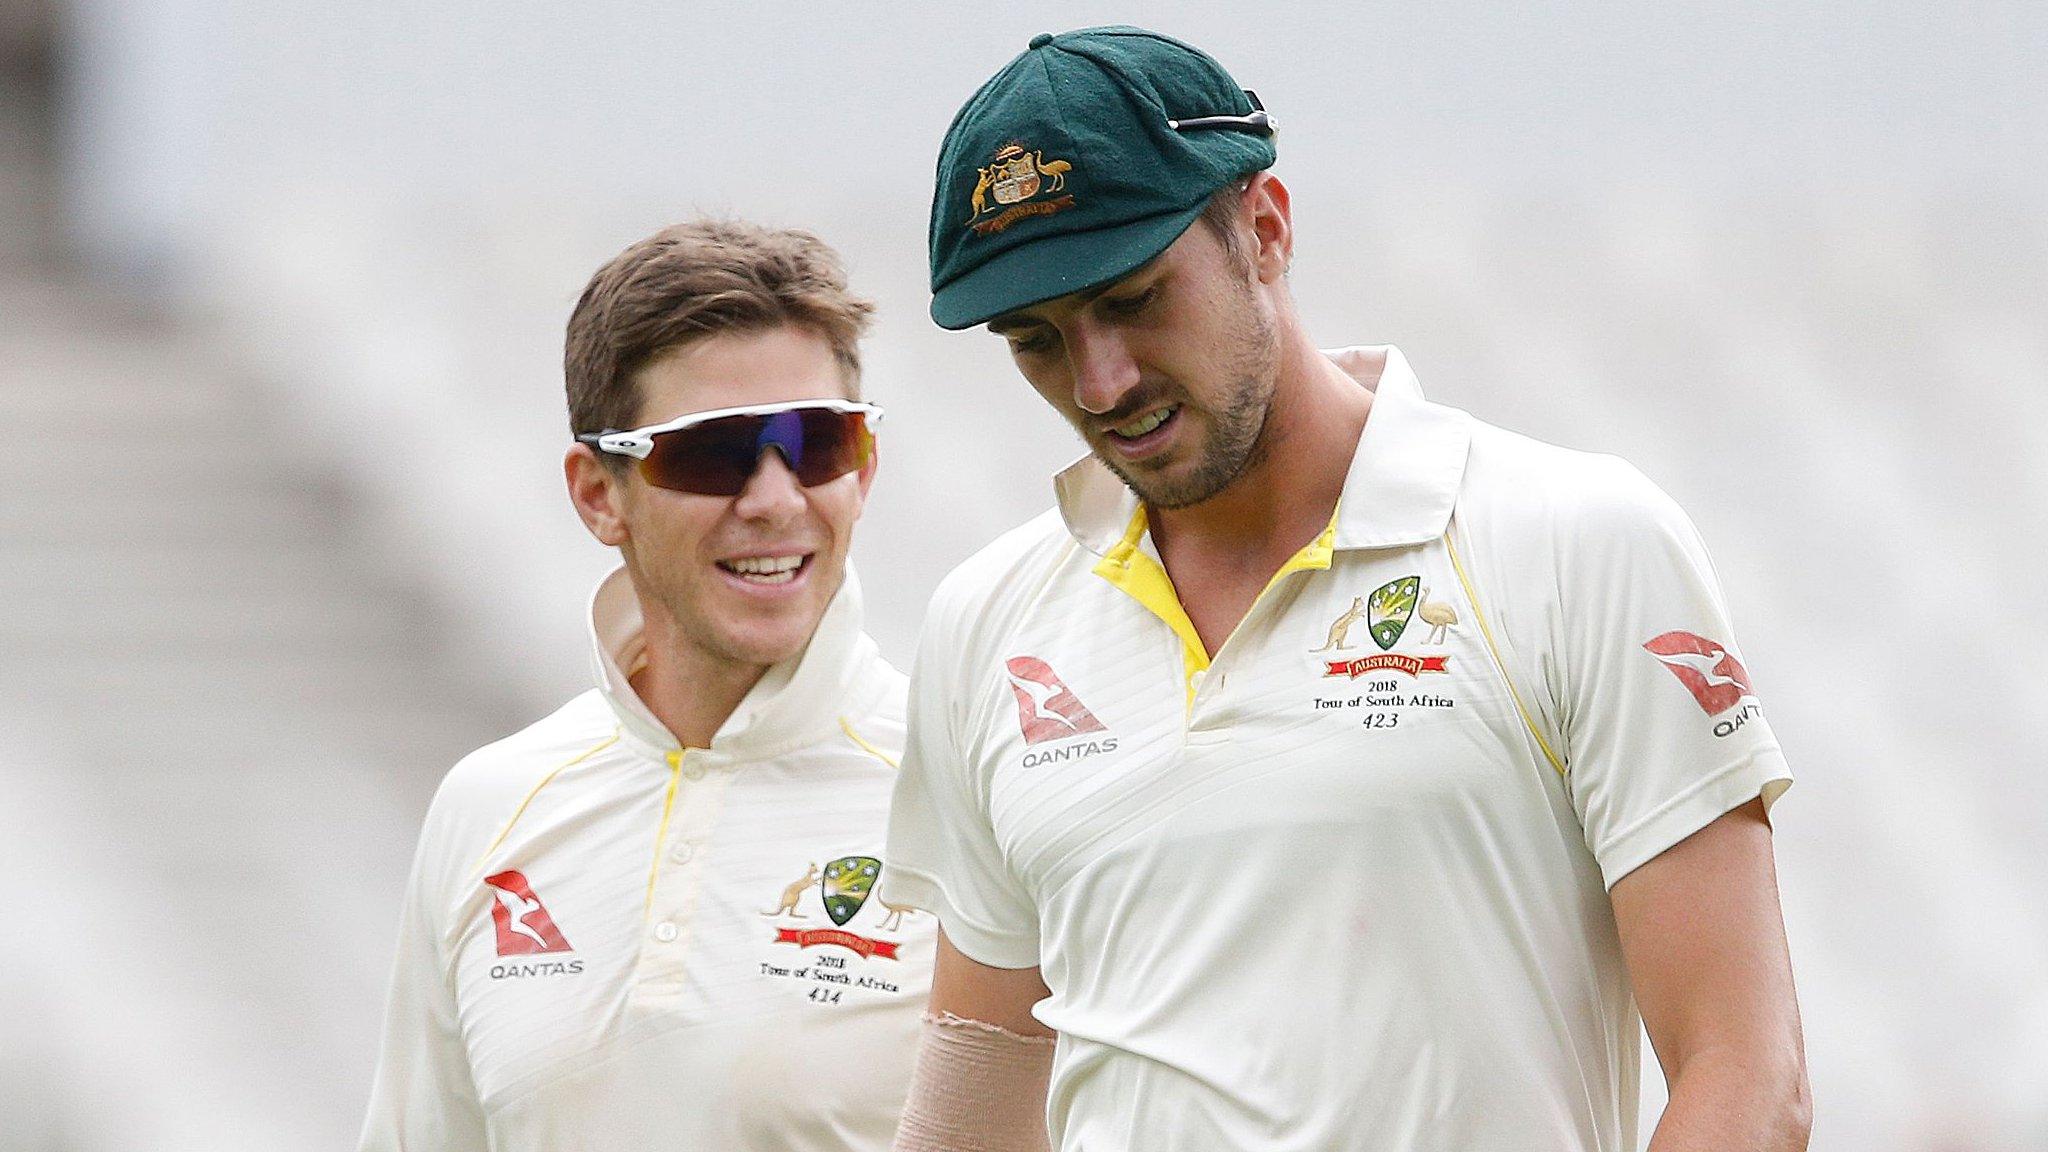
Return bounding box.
[890,1012,1056,1152]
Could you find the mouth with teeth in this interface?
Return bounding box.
[716,553,812,587]
[1102,404,1181,459]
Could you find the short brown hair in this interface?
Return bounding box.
[1196,178,1256,274]
[564,220,875,444]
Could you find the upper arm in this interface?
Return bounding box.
[880,585,1043,968]
[1610,799,1805,1083]
[928,928,1055,1039]
[1548,459,1793,888]
[359,802,488,1151]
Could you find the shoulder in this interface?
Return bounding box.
[426,689,620,834]
[1459,419,1698,559]
[842,641,910,759]
[858,647,910,716]
[397,689,621,899]
[1453,419,1728,663]
[923,507,1078,646]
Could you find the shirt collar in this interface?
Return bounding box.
[1054,344,1472,555]
[587,564,882,759]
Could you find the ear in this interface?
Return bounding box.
[1245,171,1294,285]
[565,444,632,547]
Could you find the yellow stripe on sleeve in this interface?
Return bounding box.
[839,717,900,769]
[472,728,622,872]
[1444,533,1568,779]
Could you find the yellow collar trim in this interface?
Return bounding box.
[1091,504,1340,704]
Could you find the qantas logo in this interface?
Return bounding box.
[483,870,573,955]
[1643,631,1756,716]
[1004,656,1108,746]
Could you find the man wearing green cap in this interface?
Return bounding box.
[881,25,1809,1152]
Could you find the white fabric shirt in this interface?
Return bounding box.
[882,347,1792,1152]
[361,567,934,1152]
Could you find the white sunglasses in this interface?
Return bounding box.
[577,398,883,495]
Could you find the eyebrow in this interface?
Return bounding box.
[988,283,1109,335]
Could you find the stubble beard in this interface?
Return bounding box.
[1098,302,1279,512]
[628,544,813,674]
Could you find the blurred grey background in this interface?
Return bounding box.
[1,2,2043,1149]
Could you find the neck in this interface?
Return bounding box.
[1151,321,1372,559]
[630,602,770,751]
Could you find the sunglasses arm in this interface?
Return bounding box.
[577,431,655,460]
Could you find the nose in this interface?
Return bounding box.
[731,449,807,523]
[1065,325,1140,416]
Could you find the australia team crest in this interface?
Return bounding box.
[1316,574,1455,679]
[967,141,1076,236]
[1365,576,1420,650]
[821,855,880,927]
[761,854,917,959]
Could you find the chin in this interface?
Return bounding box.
[709,623,813,669]
[667,562,843,670]
[719,601,834,666]
[1106,459,1217,510]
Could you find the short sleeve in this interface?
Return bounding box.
[358,808,489,1152]
[1557,462,1793,889]
[880,591,1042,969]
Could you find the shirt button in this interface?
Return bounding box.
[1190,670,1207,692]
[652,920,679,943]
[670,841,695,865]
[682,764,706,781]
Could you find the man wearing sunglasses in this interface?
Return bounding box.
[882,26,1807,1152]
[361,220,932,1152]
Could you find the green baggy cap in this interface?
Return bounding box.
[928,26,1277,330]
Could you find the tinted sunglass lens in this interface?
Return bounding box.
[638,409,870,495]
[788,409,872,485]
[642,419,753,494]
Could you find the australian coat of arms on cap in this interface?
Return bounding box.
[967,141,1076,235]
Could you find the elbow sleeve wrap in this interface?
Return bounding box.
[890,1013,1056,1152]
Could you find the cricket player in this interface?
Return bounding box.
[882,27,1809,1152]
[360,220,934,1151]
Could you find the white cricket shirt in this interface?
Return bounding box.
[361,567,935,1152]
[883,347,1792,1152]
